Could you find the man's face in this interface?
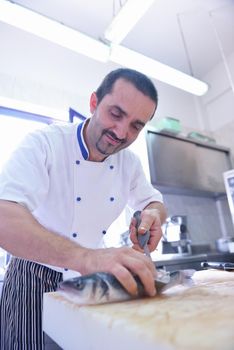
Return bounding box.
[85,78,156,161]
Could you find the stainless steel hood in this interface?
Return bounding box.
[146,128,233,197]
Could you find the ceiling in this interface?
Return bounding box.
[0,0,234,102]
[9,0,234,76]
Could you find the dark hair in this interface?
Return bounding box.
[95,68,158,107]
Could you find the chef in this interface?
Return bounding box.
[0,68,166,349]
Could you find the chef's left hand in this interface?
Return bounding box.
[129,207,163,252]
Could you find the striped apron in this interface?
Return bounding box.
[0,257,63,350]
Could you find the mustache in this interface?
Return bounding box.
[103,130,126,144]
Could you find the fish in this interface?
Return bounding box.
[57,269,195,305]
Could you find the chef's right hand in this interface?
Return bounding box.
[78,246,156,297]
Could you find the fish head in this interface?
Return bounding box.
[58,272,132,305]
[58,273,110,305]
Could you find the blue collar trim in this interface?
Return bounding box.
[77,121,89,160]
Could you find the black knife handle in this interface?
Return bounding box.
[133,211,150,249]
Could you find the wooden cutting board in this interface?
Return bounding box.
[43,270,234,350]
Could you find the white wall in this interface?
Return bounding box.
[201,52,234,131]
[200,51,234,162]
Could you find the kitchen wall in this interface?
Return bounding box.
[202,51,234,164]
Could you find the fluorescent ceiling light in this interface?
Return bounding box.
[0,0,208,96]
[110,45,209,96]
[0,0,109,62]
[105,0,155,44]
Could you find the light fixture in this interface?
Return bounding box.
[104,0,155,44]
[110,44,209,96]
[0,0,209,96]
[0,0,109,62]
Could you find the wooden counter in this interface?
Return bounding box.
[43,270,234,350]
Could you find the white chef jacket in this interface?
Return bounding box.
[0,120,163,276]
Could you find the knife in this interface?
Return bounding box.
[133,210,152,259]
[201,261,234,271]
